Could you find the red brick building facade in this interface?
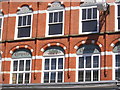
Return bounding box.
[0,0,120,89]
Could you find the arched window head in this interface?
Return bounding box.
[77,44,100,54]
[12,48,32,59]
[43,46,64,56]
[113,42,120,53]
[17,5,32,14]
[47,1,64,11]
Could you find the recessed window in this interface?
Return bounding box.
[15,6,33,39]
[117,5,120,31]
[113,42,120,81]
[80,7,99,34]
[47,11,64,36]
[43,46,64,83]
[46,1,64,37]
[11,49,32,84]
[77,44,100,82]
[0,17,3,40]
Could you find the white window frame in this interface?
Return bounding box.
[113,53,120,80]
[79,6,99,34]
[15,13,33,40]
[115,4,120,32]
[76,54,100,82]
[42,56,64,83]
[46,10,65,37]
[10,58,32,84]
[0,16,3,41]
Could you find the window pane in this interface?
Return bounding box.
[116,55,120,67]
[79,57,84,68]
[57,71,63,82]
[54,12,58,22]
[18,73,23,84]
[86,56,91,68]
[45,59,49,70]
[49,23,62,35]
[93,8,97,19]
[58,58,63,69]
[25,73,30,83]
[118,18,120,29]
[12,73,17,84]
[93,70,99,81]
[0,19,2,28]
[23,16,27,26]
[26,60,30,71]
[18,16,22,26]
[88,9,91,19]
[93,56,99,68]
[18,27,30,38]
[27,15,31,25]
[13,61,18,71]
[85,70,91,81]
[115,69,120,81]
[44,72,49,83]
[59,11,63,22]
[78,71,84,82]
[82,20,97,32]
[49,13,53,23]
[82,9,86,20]
[50,72,56,83]
[118,5,120,16]
[51,58,56,70]
[19,60,24,71]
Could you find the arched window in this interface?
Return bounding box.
[76,44,100,82]
[113,42,120,81]
[46,1,64,37]
[43,46,64,83]
[0,10,3,41]
[15,5,33,39]
[11,48,32,84]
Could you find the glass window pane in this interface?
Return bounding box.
[49,13,53,23]
[26,60,30,71]
[13,61,18,71]
[19,60,24,71]
[82,20,97,32]
[25,73,30,83]
[44,72,49,83]
[85,70,91,81]
[93,70,99,81]
[54,12,58,22]
[93,8,97,19]
[78,71,84,82]
[58,58,63,69]
[82,9,86,20]
[12,73,17,84]
[57,71,63,82]
[27,15,31,25]
[0,19,2,28]
[115,69,120,81]
[51,58,56,70]
[79,57,84,68]
[18,27,31,38]
[18,16,22,26]
[118,18,120,29]
[59,11,63,22]
[49,23,62,35]
[118,5,120,16]
[93,56,99,68]
[88,9,91,19]
[23,16,27,26]
[86,56,91,68]
[18,73,23,84]
[116,55,120,67]
[50,72,56,83]
[45,59,49,70]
